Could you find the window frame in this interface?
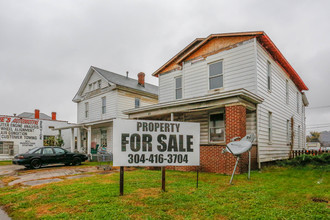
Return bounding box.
[208,60,224,90]
[267,61,272,92]
[175,76,183,99]
[101,97,106,114]
[135,98,140,108]
[268,112,272,144]
[85,102,89,118]
[286,119,290,144]
[286,79,289,104]
[209,112,226,143]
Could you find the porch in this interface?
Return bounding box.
[124,89,263,174]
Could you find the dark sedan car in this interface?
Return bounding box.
[12,147,88,169]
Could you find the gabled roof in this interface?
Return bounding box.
[73,66,158,102]
[18,112,51,120]
[153,31,308,91]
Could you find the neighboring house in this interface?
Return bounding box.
[70,66,158,156]
[0,110,75,160]
[320,131,330,147]
[124,31,309,173]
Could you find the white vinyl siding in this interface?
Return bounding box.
[298,125,301,148]
[82,71,108,95]
[158,39,257,102]
[256,42,305,162]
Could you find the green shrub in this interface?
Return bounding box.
[278,153,330,167]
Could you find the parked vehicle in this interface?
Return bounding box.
[12,147,88,169]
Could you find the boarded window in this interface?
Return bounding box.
[135,98,140,108]
[175,76,182,99]
[209,113,225,142]
[209,61,223,90]
[102,97,106,114]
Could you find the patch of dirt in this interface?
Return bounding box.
[311,197,328,203]
[1,176,19,185]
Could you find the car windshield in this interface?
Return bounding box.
[25,148,39,154]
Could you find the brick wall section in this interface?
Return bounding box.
[167,104,254,174]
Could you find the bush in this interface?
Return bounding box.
[278,153,330,167]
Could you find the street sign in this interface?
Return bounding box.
[113,119,200,166]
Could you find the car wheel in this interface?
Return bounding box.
[72,157,81,166]
[30,159,42,169]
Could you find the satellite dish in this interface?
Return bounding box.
[223,133,255,184]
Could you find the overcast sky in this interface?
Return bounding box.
[1,0,329,133]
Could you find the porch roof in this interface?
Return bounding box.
[53,118,115,130]
[124,89,263,118]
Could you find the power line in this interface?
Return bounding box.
[306,105,330,110]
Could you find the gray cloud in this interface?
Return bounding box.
[0,0,329,133]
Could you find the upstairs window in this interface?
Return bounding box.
[102,97,106,114]
[268,112,272,143]
[286,80,289,104]
[98,80,101,89]
[89,84,92,91]
[209,113,225,142]
[267,61,272,91]
[297,92,299,113]
[209,61,223,90]
[85,102,89,118]
[135,98,140,108]
[175,76,182,99]
[298,125,301,148]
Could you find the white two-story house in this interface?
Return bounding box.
[124,31,309,173]
[72,66,158,157]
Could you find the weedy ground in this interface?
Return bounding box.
[0,165,329,219]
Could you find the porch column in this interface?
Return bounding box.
[87,126,92,156]
[225,103,246,143]
[71,128,75,152]
[77,127,82,152]
[225,103,247,174]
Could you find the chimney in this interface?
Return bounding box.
[137,72,145,87]
[52,112,57,121]
[35,109,40,119]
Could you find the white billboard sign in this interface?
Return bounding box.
[113,119,200,166]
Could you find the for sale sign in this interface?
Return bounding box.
[113,119,200,166]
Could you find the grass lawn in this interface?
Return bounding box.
[0,165,329,219]
[0,161,12,166]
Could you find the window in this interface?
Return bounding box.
[85,102,89,118]
[268,112,272,143]
[102,97,106,114]
[297,92,299,113]
[135,98,140,108]
[42,148,54,155]
[286,80,289,104]
[267,61,272,91]
[101,130,107,147]
[98,80,101,89]
[209,113,225,142]
[298,126,301,148]
[54,148,66,154]
[43,135,55,146]
[209,61,223,90]
[0,142,9,154]
[93,82,97,90]
[175,76,182,99]
[89,84,92,91]
[286,120,290,144]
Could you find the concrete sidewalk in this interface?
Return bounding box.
[0,208,11,220]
